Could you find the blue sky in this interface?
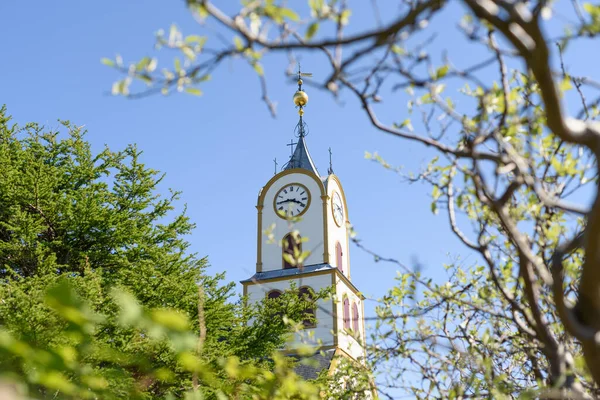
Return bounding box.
[1,0,597,346]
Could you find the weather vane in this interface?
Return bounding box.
[289,64,312,138]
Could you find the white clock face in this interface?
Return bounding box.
[332,191,344,226]
[274,183,310,218]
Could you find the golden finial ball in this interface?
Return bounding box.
[293,90,309,107]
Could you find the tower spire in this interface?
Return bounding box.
[283,65,319,175]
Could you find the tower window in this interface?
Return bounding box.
[299,286,315,328]
[282,233,302,269]
[352,302,359,333]
[343,297,350,329]
[335,242,343,273]
[267,290,282,300]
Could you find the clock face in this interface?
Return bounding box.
[332,191,344,226]
[274,183,311,218]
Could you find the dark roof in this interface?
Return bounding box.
[240,263,334,284]
[283,135,320,176]
[293,349,336,380]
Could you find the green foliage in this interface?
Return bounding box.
[0,107,333,399]
[0,279,323,399]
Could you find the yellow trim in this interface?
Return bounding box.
[334,346,355,361]
[331,272,338,347]
[256,205,263,272]
[256,168,327,269]
[327,175,349,221]
[331,191,343,227]
[273,182,311,219]
[326,174,351,279]
[361,298,367,359]
[334,268,365,300]
[328,347,357,375]
[257,168,326,208]
[328,348,342,375]
[321,194,330,263]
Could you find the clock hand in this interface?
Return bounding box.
[277,199,292,205]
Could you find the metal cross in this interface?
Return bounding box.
[273,158,278,175]
[287,139,297,158]
[328,147,334,175]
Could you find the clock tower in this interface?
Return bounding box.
[241,70,366,375]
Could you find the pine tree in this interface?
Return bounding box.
[0,106,322,399]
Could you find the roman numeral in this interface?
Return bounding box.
[301,197,307,200]
[296,187,299,191]
[290,186,293,191]
[283,189,287,194]
[278,206,283,210]
[300,191,305,195]
[297,208,300,213]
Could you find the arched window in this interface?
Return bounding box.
[282,233,302,269]
[335,242,343,273]
[352,302,359,333]
[343,297,350,329]
[267,290,283,319]
[299,286,315,328]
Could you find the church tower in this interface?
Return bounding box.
[241,69,365,373]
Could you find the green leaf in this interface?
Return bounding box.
[432,185,441,200]
[185,87,203,96]
[584,3,600,18]
[391,45,406,55]
[253,62,264,76]
[151,309,189,331]
[305,22,319,40]
[135,57,151,71]
[182,46,196,61]
[435,65,450,80]
[234,36,244,51]
[279,7,299,21]
[560,76,573,91]
[185,35,207,48]
[340,9,352,25]
[431,202,438,215]
[398,119,413,131]
[101,58,115,67]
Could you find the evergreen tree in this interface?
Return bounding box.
[0,106,323,399]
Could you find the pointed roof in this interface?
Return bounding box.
[284,134,319,175]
